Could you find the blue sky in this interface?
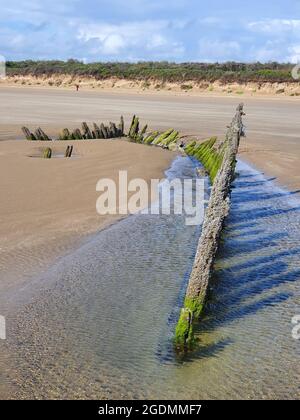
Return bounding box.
[1,0,300,62]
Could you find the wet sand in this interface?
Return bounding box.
[2,153,300,400]
[0,86,300,293]
[0,139,174,298]
[1,86,299,400]
[0,85,299,191]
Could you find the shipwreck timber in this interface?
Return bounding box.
[174,103,245,351]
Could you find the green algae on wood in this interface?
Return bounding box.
[174,297,204,351]
[128,116,140,140]
[22,116,178,144]
[58,128,71,140]
[22,127,36,141]
[128,115,136,136]
[143,131,159,145]
[161,130,179,146]
[22,126,51,141]
[152,128,174,145]
[174,103,245,352]
[43,147,52,159]
[34,127,51,141]
[138,124,148,141]
[184,136,225,183]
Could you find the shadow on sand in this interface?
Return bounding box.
[178,170,300,362]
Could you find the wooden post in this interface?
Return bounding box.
[65,145,73,158]
[129,116,139,140]
[43,147,52,159]
[100,123,109,139]
[22,127,36,141]
[109,122,118,137]
[59,128,71,140]
[93,123,102,139]
[174,103,245,352]
[72,129,83,140]
[137,124,148,142]
[128,115,136,136]
[118,115,124,136]
[82,122,92,139]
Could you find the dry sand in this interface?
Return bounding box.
[0,138,174,298]
[0,85,299,190]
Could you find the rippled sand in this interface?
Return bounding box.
[1,87,300,399]
[0,86,300,191]
[0,139,174,301]
[1,158,300,399]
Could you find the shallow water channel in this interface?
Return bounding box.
[1,157,299,399]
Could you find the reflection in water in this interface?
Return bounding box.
[1,159,300,399]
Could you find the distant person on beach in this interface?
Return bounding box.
[75,84,80,91]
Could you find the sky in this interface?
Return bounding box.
[1,0,300,63]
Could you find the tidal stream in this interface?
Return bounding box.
[1,157,299,399]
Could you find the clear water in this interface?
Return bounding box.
[1,158,300,399]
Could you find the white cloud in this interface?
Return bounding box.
[102,34,125,55]
[77,20,185,58]
[286,45,300,63]
[246,19,300,63]
[1,1,299,63]
[146,34,168,49]
[78,20,167,44]
[248,19,300,34]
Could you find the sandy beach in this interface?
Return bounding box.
[0,138,174,300]
[2,0,300,401]
[0,85,300,297]
[0,85,299,191]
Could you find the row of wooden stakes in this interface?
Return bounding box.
[22,115,181,150]
[22,116,125,141]
[22,126,51,141]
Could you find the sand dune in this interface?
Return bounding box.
[2,75,300,97]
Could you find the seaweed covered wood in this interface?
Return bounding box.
[22,116,126,141]
[175,103,245,351]
[43,147,52,159]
